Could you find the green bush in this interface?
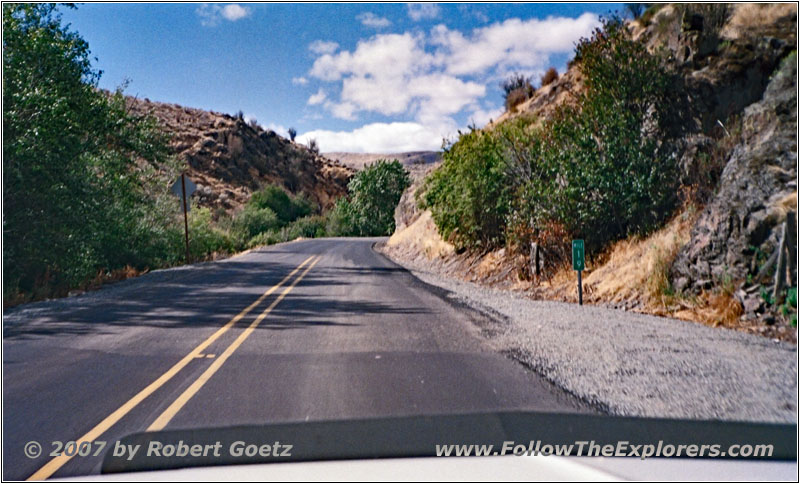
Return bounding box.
[231,206,281,241]
[249,185,313,224]
[186,207,235,258]
[282,215,327,240]
[420,129,513,250]
[3,4,182,299]
[326,198,358,236]
[333,159,410,236]
[248,230,282,248]
[420,16,679,259]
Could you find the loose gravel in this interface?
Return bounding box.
[379,246,797,424]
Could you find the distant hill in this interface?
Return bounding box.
[324,151,441,171]
[126,97,353,213]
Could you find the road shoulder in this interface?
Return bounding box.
[375,242,798,424]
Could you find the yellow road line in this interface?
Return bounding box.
[147,255,321,431]
[26,255,315,481]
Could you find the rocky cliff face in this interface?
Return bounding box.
[671,54,797,312]
[126,98,352,213]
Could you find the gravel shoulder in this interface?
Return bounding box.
[376,243,798,424]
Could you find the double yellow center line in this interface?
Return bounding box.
[27,255,321,481]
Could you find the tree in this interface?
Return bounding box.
[288,127,297,141]
[332,160,410,236]
[3,4,178,298]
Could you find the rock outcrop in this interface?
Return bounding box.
[671,53,797,310]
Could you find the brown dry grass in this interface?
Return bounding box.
[537,208,696,307]
[540,67,559,87]
[386,210,454,260]
[722,3,798,39]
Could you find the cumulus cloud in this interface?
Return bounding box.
[407,3,440,21]
[309,32,484,122]
[468,105,505,127]
[430,13,599,76]
[291,76,309,85]
[307,88,327,105]
[297,122,448,153]
[356,12,391,28]
[221,4,251,21]
[308,40,339,55]
[196,3,251,26]
[302,12,600,152]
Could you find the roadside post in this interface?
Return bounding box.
[170,174,197,263]
[572,239,585,305]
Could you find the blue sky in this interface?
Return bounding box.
[61,3,624,153]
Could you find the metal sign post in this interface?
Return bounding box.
[572,239,585,305]
[170,174,197,264]
[181,174,190,263]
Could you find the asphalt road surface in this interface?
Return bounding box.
[3,238,592,480]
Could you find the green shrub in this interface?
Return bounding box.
[331,160,410,237]
[248,230,282,248]
[249,185,313,224]
[231,206,281,241]
[420,129,512,249]
[326,198,358,236]
[282,215,327,240]
[3,4,182,299]
[421,16,679,259]
[187,207,234,258]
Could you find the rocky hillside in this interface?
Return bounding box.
[384,3,798,340]
[126,97,353,214]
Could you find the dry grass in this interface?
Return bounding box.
[722,3,798,39]
[386,210,454,260]
[535,205,748,329]
[540,67,558,87]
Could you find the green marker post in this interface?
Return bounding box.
[572,240,584,305]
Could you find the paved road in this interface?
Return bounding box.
[3,238,591,480]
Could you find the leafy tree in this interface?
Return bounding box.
[329,160,410,236]
[420,130,512,249]
[3,4,179,298]
[347,160,410,236]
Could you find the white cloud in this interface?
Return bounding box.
[297,121,448,153]
[430,13,599,76]
[325,101,358,121]
[292,76,309,85]
[221,4,251,21]
[468,105,504,127]
[302,12,600,151]
[308,40,339,55]
[407,3,440,21]
[309,32,484,121]
[265,123,289,138]
[307,88,327,106]
[196,3,251,26]
[357,12,392,28]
